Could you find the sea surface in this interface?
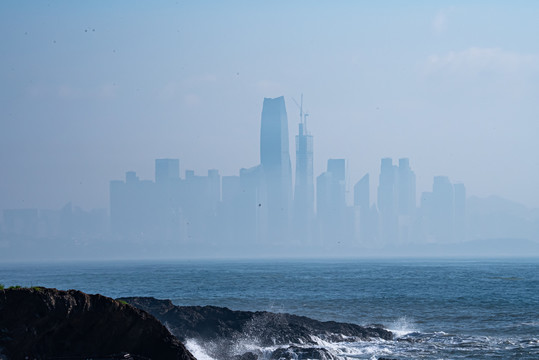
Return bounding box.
[1,258,538,359]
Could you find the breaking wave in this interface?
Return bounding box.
[184,323,539,360]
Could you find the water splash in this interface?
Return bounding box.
[184,339,217,360]
[388,316,419,337]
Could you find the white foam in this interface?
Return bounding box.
[184,339,218,360]
[309,335,396,359]
[187,330,401,360]
[387,316,420,337]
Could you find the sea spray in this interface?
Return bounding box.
[184,339,218,360]
[388,316,419,338]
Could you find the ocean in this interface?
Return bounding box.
[1,258,538,359]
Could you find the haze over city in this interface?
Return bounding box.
[2,6,539,360]
[1,1,539,259]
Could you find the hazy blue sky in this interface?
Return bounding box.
[1,1,538,210]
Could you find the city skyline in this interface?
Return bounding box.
[73,96,472,247]
[0,91,535,213]
[1,95,538,259]
[1,2,539,213]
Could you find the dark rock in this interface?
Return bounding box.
[0,287,196,360]
[233,351,258,360]
[270,346,338,360]
[120,297,393,347]
[120,297,393,360]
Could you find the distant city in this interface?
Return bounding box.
[1,96,538,259]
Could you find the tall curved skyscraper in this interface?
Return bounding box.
[260,96,292,242]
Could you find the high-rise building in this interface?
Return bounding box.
[397,158,416,243]
[326,159,347,213]
[316,171,333,244]
[293,119,314,243]
[377,158,398,244]
[260,96,292,242]
[239,165,267,243]
[422,178,466,243]
[397,158,416,216]
[153,159,181,241]
[155,159,180,184]
[181,169,222,242]
[316,159,349,244]
[327,159,345,184]
[354,173,372,243]
[110,171,157,239]
[354,174,369,209]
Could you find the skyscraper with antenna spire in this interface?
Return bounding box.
[293,94,314,243]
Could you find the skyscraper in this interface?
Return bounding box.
[397,158,416,216]
[377,158,398,244]
[354,173,372,243]
[260,96,292,242]
[316,159,349,244]
[354,174,369,209]
[397,158,416,243]
[155,159,180,184]
[293,119,314,243]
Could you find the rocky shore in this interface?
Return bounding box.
[0,287,195,360]
[120,297,393,360]
[0,287,393,360]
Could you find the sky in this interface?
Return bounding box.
[1,1,538,211]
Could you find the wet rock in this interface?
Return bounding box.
[0,287,196,360]
[120,297,393,347]
[233,351,258,360]
[270,346,338,360]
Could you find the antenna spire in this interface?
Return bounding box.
[300,93,303,124]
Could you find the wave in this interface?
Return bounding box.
[184,330,539,360]
[123,297,537,359]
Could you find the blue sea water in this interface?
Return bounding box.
[1,258,538,359]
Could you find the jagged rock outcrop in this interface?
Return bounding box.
[121,297,392,359]
[0,287,196,360]
[121,297,392,346]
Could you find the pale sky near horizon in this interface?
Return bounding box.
[1,1,538,211]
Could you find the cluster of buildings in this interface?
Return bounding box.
[1,96,468,249]
[108,96,467,246]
